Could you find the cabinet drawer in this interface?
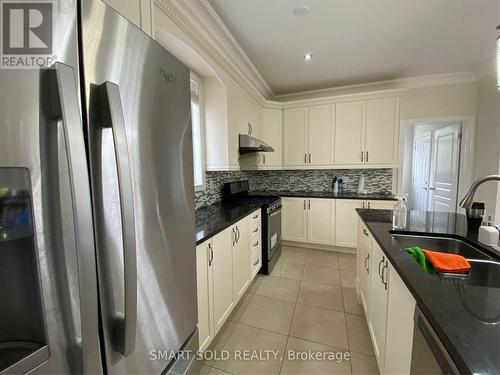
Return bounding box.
[251,230,261,246]
[252,248,261,267]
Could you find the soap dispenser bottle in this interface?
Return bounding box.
[392,196,408,229]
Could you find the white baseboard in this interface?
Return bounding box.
[282,240,357,254]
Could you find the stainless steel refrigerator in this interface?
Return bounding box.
[0,0,198,374]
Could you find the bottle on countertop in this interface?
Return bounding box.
[333,177,339,194]
[392,196,408,229]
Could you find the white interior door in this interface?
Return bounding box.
[411,133,432,211]
[429,124,461,213]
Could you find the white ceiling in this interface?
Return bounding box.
[207,0,498,95]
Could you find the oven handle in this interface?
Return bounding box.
[268,208,282,218]
[413,307,459,374]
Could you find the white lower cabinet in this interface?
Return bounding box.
[356,221,416,375]
[282,197,335,245]
[211,229,234,334]
[196,210,260,351]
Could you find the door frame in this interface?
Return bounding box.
[397,116,475,215]
[411,132,432,211]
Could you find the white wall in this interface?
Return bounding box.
[473,72,500,221]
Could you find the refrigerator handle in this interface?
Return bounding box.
[50,63,101,372]
[98,81,137,357]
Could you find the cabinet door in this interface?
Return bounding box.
[307,199,335,245]
[365,98,399,165]
[283,107,308,166]
[232,218,251,301]
[282,197,307,242]
[308,105,334,165]
[368,242,389,372]
[335,200,363,247]
[212,228,234,333]
[335,101,365,165]
[368,200,397,210]
[262,108,282,167]
[196,241,213,351]
[358,223,372,314]
[385,268,416,375]
[102,0,141,27]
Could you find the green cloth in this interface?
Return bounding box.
[406,247,437,276]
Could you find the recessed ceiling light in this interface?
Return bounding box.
[304,53,314,62]
[293,6,309,17]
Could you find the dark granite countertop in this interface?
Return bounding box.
[357,209,500,375]
[250,190,396,200]
[195,202,262,245]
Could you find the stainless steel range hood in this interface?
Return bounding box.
[239,134,274,154]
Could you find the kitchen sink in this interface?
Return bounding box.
[463,260,500,289]
[391,234,492,260]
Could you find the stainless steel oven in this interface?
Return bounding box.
[266,203,282,271]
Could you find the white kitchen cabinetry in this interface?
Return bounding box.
[335,98,400,167]
[335,101,365,165]
[231,217,251,301]
[335,199,396,248]
[282,198,335,245]
[368,241,390,371]
[283,105,335,167]
[307,199,335,245]
[356,220,372,313]
[335,200,363,247]
[282,197,308,242]
[196,241,213,352]
[260,108,282,168]
[356,220,417,374]
[211,229,234,333]
[308,105,335,166]
[283,108,309,166]
[385,270,416,375]
[103,0,151,34]
[196,210,261,350]
[365,98,399,165]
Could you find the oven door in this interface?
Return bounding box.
[267,208,281,260]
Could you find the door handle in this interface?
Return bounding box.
[429,187,436,191]
[364,253,370,273]
[49,62,101,372]
[98,81,137,356]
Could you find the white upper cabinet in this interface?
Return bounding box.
[335,101,365,166]
[261,108,282,168]
[283,108,309,166]
[365,98,399,165]
[308,105,335,166]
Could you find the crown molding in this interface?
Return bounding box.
[154,0,271,104]
[274,72,478,102]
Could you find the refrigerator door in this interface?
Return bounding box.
[80,1,198,373]
[0,1,101,374]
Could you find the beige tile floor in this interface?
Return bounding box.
[200,245,379,375]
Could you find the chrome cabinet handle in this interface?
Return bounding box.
[368,202,371,209]
[253,228,259,233]
[236,226,240,243]
[362,202,365,209]
[253,241,259,247]
[304,200,306,210]
[366,151,369,162]
[263,154,266,164]
[378,256,385,278]
[308,200,311,210]
[232,228,236,246]
[363,228,369,237]
[361,151,364,162]
[49,62,101,372]
[253,214,259,219]
[382,261,389,290]
[253,259,260,266]
[304,154,307,164]
[308,154,311,164]
[364,253,370,273]
[208,243,213,266]
[98,80,137,356]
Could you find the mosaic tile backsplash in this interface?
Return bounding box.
[195,169,393,209]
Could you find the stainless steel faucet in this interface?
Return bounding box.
[459,175,500,214]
